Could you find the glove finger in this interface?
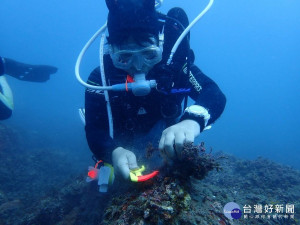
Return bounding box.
[116,154,131,180]
[175,132,185,159]
[126,151,138,170]
[158,132,166,150]
[164,132,175,159]
[185,131,194,143]
[159,139,170,164]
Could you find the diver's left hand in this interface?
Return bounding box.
[159,119,200,162]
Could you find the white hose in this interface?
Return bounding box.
[75,23,113,90]
[167,0,214,65]
[99,34,114,139]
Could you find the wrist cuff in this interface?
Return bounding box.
[181,105,211,132]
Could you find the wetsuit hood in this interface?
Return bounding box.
[106,0,160,45]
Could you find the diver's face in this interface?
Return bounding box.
[110,36,162,75]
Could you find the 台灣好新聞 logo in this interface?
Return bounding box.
[223,202,242,220]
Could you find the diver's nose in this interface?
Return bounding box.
[132,54,144,71]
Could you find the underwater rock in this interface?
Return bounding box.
[2,153,299,225]
[1,127,299,225]
[102,177,192,224]
[101,143,224,224]
[0,123,19,152]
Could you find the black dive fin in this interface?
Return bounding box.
[3,58,58,82]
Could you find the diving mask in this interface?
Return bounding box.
[110,45,162,72]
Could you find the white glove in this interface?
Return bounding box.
[112,147,138,180]
[159,119,200,161]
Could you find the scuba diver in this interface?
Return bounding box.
[83,0,226,183]
[0,56,58,120]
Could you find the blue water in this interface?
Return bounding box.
[1,0,299,169]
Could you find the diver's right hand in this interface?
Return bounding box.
[112,147,138,180]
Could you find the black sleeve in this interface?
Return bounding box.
[85,67,117,163]
[181,64,226,127]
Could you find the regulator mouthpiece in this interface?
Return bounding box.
[131,73,156,96]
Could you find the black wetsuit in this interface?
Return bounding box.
[85,54,226,162]
[0,56,12,120]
